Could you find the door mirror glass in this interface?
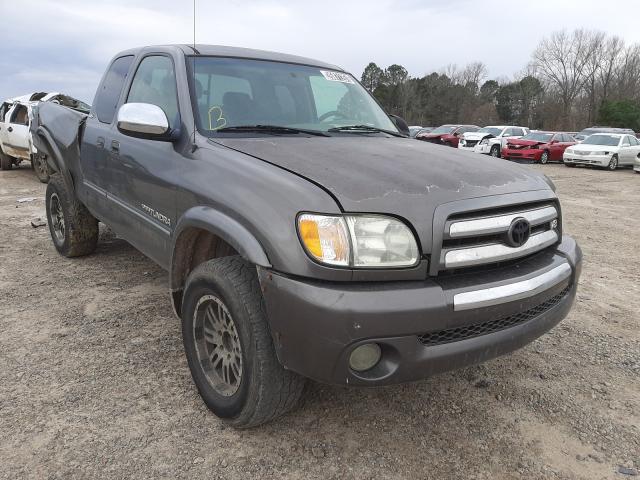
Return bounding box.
[117,103,170,139]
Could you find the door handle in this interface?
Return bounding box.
[7,127,13,133]
[96,137,105,149]
[111,140,120,155]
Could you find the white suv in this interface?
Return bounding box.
[459,125,529,157]
[0,92,90,182]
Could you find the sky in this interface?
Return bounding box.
[2,0,640,103]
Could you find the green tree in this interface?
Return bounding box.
[361,62,385,91]
[597,100,640,131]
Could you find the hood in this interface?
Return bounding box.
[211,136,552,250]
[572,143,617,152]
[507,139,544,147]
[462,132,494,141]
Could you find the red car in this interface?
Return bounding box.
[416,124,479,148]
[502,131,577,164]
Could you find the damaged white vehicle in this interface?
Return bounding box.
[0,92,90,182]
[458,125,529,158]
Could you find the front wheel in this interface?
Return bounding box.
[540,150,550,164]
[181,256,305,428]
[607,155,618,171]
[32,154,51,183]
[45,174,99,257]
[490,145,501,157]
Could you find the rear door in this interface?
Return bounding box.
[80,55,135,214]
[4,104,31,160]
[548,134,564,161]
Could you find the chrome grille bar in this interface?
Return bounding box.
[449,206,557,238]
[444,229,558,269]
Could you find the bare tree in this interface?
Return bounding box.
[532,29,602,128]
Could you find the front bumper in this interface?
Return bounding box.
[563,153,611,166]
[503,148,543,162]
[473,143,491,154]
[458,144,477,152]
[259,235,582,386]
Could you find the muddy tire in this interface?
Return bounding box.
[490,144,501,157]
[32,154,51,183]
[45,174,98,257]
[181,256,305,428]
[0,152,12,170]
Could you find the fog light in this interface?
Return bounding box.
[349,343,382,372]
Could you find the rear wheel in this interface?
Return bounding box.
[0,152,12,170]
[607,155,618,171]
[490,145,501,157]
[32,154,51,183]
[45,174,99,257]
[181,256,305,428]
[540,150,550,164]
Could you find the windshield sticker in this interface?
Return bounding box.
[320,70,355,84]
[208,106,227,131]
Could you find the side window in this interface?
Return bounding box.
[513,128,525,136]
[127,55,179,129]
[503,128,514,136]
[622,135,631,146]
[10,105,29,126]
[94,55,134,124]
[629,135,638,146]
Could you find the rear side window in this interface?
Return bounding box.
[94,55,134,124]
[512,128,525,136]
[630,136,639,146]
[0,103,10,122]
[127,55,179,129]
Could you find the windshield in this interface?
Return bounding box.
[582,134,621,146]
[189,57,398,135]
[521,132,553,142]
[430,125,456,135]
[478,127,503,136]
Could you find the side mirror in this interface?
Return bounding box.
[388,114,410,136]
[117,103,171,140]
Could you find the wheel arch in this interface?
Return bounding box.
[170,206,271,317]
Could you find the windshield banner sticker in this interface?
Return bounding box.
[321,70,355,84]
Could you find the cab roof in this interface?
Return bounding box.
[117,44,344,72]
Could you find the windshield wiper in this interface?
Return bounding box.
[327,125,405,137]
[215,125,329,137]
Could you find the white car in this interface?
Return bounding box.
[0,92,90,182]
[458,125,529,157]
[563,133,640,170]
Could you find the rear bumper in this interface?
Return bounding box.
[259,235,582,386]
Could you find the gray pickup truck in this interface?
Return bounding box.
[32,45,582,428]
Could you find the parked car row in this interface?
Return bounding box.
[0,92,90,182]
[416,122,640,172]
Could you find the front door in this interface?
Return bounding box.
[106,54,181,267]
[4,104,31,160]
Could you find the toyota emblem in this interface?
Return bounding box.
[506,217,531,247]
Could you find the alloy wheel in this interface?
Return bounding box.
[49,193,65,243]
[193,295,243,397]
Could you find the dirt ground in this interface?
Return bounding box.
[0,162,638,480]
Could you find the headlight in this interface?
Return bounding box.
[460,139,466,146]
[297,213,419,268]
[565,148,573,154]
[480,139,488,145]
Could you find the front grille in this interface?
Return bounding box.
[417,285,571,346]
[438,202,560,271]
[464,140,479,147]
